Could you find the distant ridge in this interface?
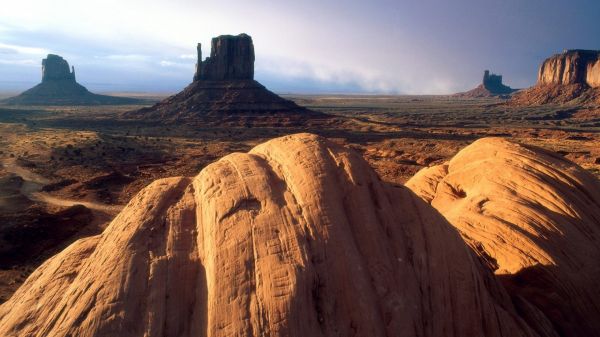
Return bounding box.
[2,54,144,106]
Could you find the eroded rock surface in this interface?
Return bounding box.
[407,137,600,336]
[0,134,544,337]
[539,50,600,87]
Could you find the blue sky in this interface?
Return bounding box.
[0,0,599,94]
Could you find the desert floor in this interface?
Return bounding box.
[0,94,598,301]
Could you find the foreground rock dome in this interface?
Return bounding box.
[407,137,600,336]
[1,134,599,336]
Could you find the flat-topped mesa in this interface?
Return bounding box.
[539,49,600,88]
[41,54,76,82]
[193,34,255,81]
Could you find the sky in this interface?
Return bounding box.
[0,0,599,94]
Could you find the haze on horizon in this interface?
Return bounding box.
[0,0,599,95]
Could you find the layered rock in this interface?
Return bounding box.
[512,50,600,105]
[2,55,143,106]
[0,133,550,337]
[454,70,516,98]
[539,50,600,87]
[407,138,600,336]
[124,34,326,125]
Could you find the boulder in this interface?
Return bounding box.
[407,137,600,336]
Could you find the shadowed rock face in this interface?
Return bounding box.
[454,70,515,98]
[42,54,76,82]
[2,54,142,106]
[124,34,326,124]
[0,133,564,337]
[539,50,600,88]
[194,34,255,81]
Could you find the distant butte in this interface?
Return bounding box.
[123,34,327,125]
[512,49,600,105]
[454,70,516,98]
[2,54,143,106]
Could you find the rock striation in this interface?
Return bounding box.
[454,70,516,98]
[407,138,600,337]
[512,50,600,105]
[123,34,326,125]
[0,133,572,337]
[538,50,600,87]
[2,54,143,106]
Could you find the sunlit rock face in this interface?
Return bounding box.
[538,49,600,87]
[407,137,600,337]
[0,133,550,337]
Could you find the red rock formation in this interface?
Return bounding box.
[512,50,600,105]
[539,50,600,87]
[0,134,546,337]
[407,138,600,337]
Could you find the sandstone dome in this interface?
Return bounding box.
[406,137,600,336]
[1,134,599,336]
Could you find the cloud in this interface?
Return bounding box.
[0,42,48,56]
[179,54,196,60]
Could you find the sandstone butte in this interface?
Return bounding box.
[454,70,516,98]
[512,49,600,104]
[0,134,599,336]
[123,34,325,124]
[2,54,141,106]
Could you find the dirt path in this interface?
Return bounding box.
[1,158,123,215]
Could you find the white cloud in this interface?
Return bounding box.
[0,42,48,56]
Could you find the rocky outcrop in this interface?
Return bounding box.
[2,55,143,106]
[454,70,516,98]
[407,138,600,336]
[539,50,600,87]
[193,34,255,81]
[512,50,600,105]
[41,54,76,82]
[0,133,567,337]
[124,34,326,125]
